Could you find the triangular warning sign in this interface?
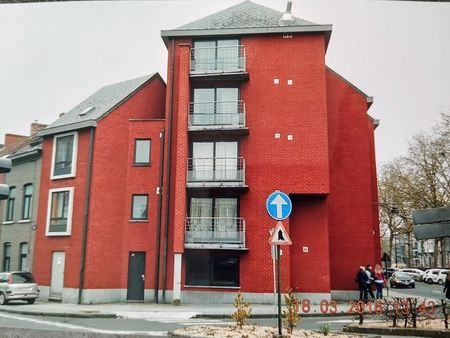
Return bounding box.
[269,222,292,245]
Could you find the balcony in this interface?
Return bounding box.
[187,157,246,188]
[185,217,246,249]
[190,45,248,81]
[188,100,247,133]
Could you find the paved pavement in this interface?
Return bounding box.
[0,290,439,320]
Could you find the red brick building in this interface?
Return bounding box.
[34,74,166,303]
[33,1,380,304]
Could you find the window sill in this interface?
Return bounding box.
[133,163,151,167]
[2,221,14,225]
[46,233,71,237]
[18,219,31,223]
[129,219,148,223]
[50,174,76,180]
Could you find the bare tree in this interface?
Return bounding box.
[379,113,450,267]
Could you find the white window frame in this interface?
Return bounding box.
[45,187,75,236]
[50,132,78,179]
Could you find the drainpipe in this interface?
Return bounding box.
[78,127,95,304]
[153,128,165,303]
[162,38,176,304]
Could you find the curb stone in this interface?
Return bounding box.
[344,324,450,337]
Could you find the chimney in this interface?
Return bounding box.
[0,134,28,155]
[30,121,48,136]
[281,0,293,21]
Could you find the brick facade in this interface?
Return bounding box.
[30,2,380,304]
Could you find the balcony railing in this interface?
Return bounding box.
[188,100,246,129]
[190,45,246,74]
[185,217,246,248]
[187,157,245,187]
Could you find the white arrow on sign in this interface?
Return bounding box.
[270,194,288,219]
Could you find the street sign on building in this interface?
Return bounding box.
[266,191,292,221]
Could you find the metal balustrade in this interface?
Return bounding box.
[190,45,246,73]
[188,100,246,129]
[185,217,246,248]
[187,157,245,186]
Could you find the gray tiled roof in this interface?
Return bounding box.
[8,141,42,161]
[40,74,156,136]
[176,1,316,31]
[161,1,331,43]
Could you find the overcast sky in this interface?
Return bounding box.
[0,0,449,166]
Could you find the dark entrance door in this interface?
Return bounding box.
[127,252,146,302]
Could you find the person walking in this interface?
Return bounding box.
[365,265,375,299]
[373,264,386,299]
[443,272,450,301]
[356,266,369,302]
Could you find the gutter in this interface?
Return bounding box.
[162,38,176,304]
[153,128,165,303]
[78,127,96,304]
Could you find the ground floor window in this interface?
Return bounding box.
[19,242,28,271]
[3,243,11,271]
[185,252,239,287]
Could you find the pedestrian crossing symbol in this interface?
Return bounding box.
[269,222,292,245]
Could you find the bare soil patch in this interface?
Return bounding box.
[170,324,365,337]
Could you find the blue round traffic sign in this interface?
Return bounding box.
[266,191,292,221]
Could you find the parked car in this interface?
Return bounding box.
[385,267,399,278]
[437,270,450,284]
[399,268,425,281]
[423,268,449,284]
[0,271,39,305]
[389,271,415,288]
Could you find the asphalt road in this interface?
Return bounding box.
[0,312,365,338]
[388,279,445,302]
[0,282,445,337]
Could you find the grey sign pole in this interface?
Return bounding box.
[277,245,282,336]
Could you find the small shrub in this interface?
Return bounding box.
[319,323,331,336]
[283,289,300,334]
[231,292,252,329]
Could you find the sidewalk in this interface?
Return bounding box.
[0,290,440,320]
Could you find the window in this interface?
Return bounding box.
[193,39,240,72]
[189,197,238,241]
[5,186,16,221]
[22,184,33,220]
[51,132,78,178]
[131,194,148,220]
[192,88,240,126]
[186,253,239,287]
[19,242,28,271]
[191,141,239,181]
[3,243,11,271]
[46,187,74,236]
[134,139,151,165]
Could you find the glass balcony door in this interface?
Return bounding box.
[217,39,239,71]
[189,198,238,242]
[215,142,238,181]
[192,88,239,127]
[214,198,238,241]
[193,39,240,73]
[192,141,238,182]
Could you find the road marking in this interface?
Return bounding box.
[0,312,167,336]
[316,319,380,324]
[144,317,229,325]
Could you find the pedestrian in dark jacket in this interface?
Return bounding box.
[357,266,369,302]
[366,265,375,299]
[443,272,450,300]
